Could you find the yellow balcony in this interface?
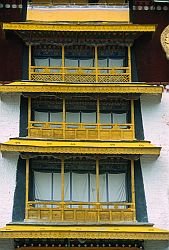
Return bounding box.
[28,121,134,140]
[30,66,130,83]
[26,201,135,223]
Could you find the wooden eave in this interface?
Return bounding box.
[0,138,161,156]
[0,81,163,94]
[0,224,168,240]
[2,23,156,44]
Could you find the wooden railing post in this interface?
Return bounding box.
[97,96,100,139]
[128,46,131,82]
[28,96,31,137]
[131,99,135,139]
[63,97,66,139]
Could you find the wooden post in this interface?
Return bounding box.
[131,159,136,221]
[62,45,65,82]
[61,157,64,202]
[97,96,100,139]
[28,44,31,81]
[95,45,98,83]
[128,46,131,82]
[25,159,29,220]
[131,99,135,139]
[28,96,31,137]
[96,158,99,202]
[63,97,66,139]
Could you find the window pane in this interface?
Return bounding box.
[34,111,48,122]
[108,173,126,202]
[34,171,52,201]
[72,173,88,202]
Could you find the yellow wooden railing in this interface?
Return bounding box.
[28,121,134,140]
[30,66,131,83]
[26,201,135,222]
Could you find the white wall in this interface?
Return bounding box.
[0,94,20,228]
[141,91,169,230]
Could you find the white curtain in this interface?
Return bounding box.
[72,173,88,202]
[53,173,61,201]
[100,113,111,124]
[65,58,78,71]
[50,58,62,67]
[34,58,49,72]
[113,113,126,124]
[34,171,52,201]
[109,58,124,67]
[81,112,96,124]
[90,174,96,202]
[99,174,107,202]
[64,172,70,201]
[34,111,48,122]
[108,173,126,202]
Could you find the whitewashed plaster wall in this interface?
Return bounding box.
[141,90,169,230]
[0,94,20,228]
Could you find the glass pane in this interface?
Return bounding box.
[34,171,52,201]
[108,173,126,202]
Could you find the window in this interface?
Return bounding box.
[32,158,128,204]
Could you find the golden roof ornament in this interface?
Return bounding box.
[161,25,169,59]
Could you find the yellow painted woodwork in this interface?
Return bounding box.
[0,224,169,240]
[28,121,135,141]
[0,139,161,155]
[27,8,129,23]
[26,201,135,223]
[3,23,156,33]
[0,81,163,94]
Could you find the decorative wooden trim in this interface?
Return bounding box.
[3,23,156,32]
[0,139,161,156]
[0,82,163,94]
[0,225,169,240]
